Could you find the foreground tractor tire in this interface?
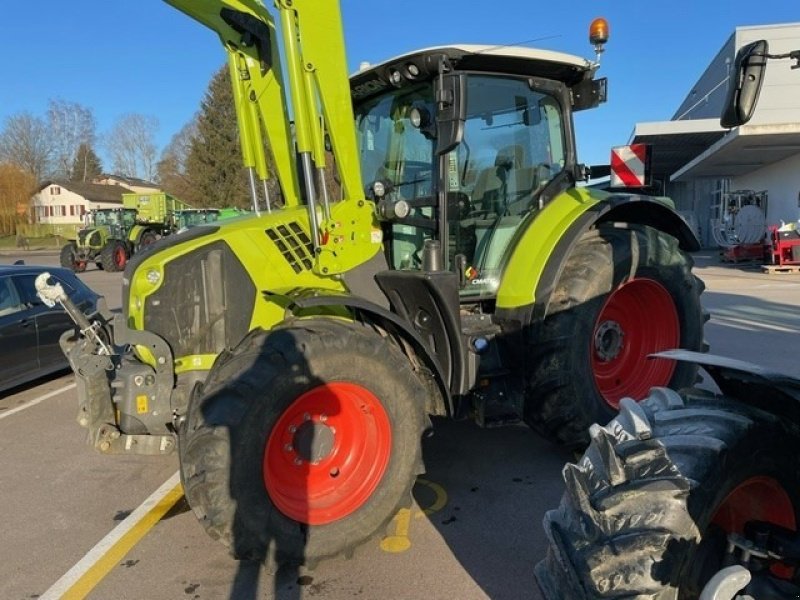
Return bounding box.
[59,243,86,273]
[525,223,706,448]
[100,241,128,272]
[535,387,800,600]
[179,320,428,565]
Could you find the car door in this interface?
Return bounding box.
[15,273,74,373]
[0,276,38,390]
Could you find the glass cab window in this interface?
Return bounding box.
[354,75,566,298]
[355,84,436,270]
[449,75,566,297]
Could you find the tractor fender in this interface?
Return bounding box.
[128,224,149,245]
[654,349,800,422]
[496,188,699,322]
[285,291,452,417]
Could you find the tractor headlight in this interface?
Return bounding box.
[145,269,161,285]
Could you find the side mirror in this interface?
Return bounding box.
[721,40,768,128]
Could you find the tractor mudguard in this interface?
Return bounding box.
[496,188,700,320]
[128,224,149,245]
[653,349,800,421]
[286,289,452,417]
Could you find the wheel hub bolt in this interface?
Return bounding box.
[594,320,624,362]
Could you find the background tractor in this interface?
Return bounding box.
[60,193,199,272]
[60,207,138,272]
[535,41,800,600]
[45,0,707,566]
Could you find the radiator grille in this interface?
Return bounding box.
[265,222,314,273]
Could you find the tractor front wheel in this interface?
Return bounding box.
[59,243,86,273]
[525,223,706,448]
[100,241,128,272]
[179,320,428,565]
[535,388,800,599]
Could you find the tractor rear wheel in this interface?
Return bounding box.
[525,223,706,448]
[179,320,428,565]
[59,243,86,272]
[100,241,128,272]
[138,230,158,252]
[535,387,800,599]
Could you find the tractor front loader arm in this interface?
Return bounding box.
[163,0,375,274]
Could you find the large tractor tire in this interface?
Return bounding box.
[525,223,706,448]
[535,387,800,600]
[179,320,428,565]
[59,242,86,273]
[137,230,158,252]
[100,240,128,272]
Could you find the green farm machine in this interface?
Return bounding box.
[42,0,707,565]
[60,193,191,272]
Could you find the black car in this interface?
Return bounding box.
[0,264,100,393]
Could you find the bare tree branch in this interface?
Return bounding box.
[47,99,96,179]
[0,113,53,181]
[106,113,159,181]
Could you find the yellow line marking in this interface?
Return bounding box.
[41,472,183,600]
[380,478,448,553]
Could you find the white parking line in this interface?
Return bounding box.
[0,382,77,421]
[40,471,183,600]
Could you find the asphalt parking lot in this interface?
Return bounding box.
[1,249,799,600]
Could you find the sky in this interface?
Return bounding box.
[0,0,797,172]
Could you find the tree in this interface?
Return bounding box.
[106,113,159,181]
[47,99,96,179]
[70,143,103,183]
[0,113,52,181]
[157,118,199,204]
[184,66,251,208]
[0,164,35,236]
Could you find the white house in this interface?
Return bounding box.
[30,180,133,236]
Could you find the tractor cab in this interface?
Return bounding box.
[351,45,606,299]
[77,208,137,249]
[87,208,137,238]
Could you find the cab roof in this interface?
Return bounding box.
[350,44,595,101]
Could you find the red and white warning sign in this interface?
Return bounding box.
[610,144,651,188]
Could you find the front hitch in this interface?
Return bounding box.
[36,272,177,455]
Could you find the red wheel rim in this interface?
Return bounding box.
[712,476,795,533]
[591,278,679,408]
[264,383,392,525]
[114,246,127,268]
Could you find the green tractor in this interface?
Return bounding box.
[44,1,706,566]
[60,193,198,272]
[60,207,138,272]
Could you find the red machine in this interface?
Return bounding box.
[767,225,800,266]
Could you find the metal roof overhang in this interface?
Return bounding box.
[630,119,726,180]
[670,122,800,181]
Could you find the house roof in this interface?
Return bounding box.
[96,174,159,188]
[37,180,133,204]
